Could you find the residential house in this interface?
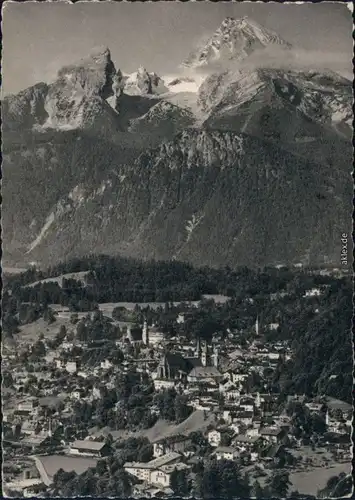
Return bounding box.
[305,402,325,413]
[303,288,321,297]
[208,429,229,448]
[150,463,189,488]
[234,411,254,426]
[153,435,192,457]
[260,426,284,444]
[55,359,65,369]
[232,434,260,450]
[124,452,182,484]
[176,314,185,324]
[215,447,239,461]
[5,479,46,498]
[100,359,114,370]
[71,390,84,400]
[61,341,74,351]
[66,361,78,374]
[246,426,260,437]
[153,379,176,391]
[17,398,38,415]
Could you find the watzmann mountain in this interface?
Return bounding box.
[2,18,353,269]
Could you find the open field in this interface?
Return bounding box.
[34,455,97,481]
[90,410,217,443]
[98,295,230,316]
[16,317,75,344]
[289,463,352,496]
[3,267,29,275]
[26,271,90,288]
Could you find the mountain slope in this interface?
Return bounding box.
[18,129,352,268]
[199,67,352,166]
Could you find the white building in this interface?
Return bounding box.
[215,447,238,461]
[65,361,78,374]
[208,430,223,447]
[100,359,113,370]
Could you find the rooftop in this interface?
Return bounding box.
[125,452,182,470]
[71,440,106,451]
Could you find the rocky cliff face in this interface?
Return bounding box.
[2,18,353,269]
[3,47,124,133]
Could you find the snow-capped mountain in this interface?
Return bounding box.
[2,17,353,269]
[199,67,353,138]
[123,67,168,95]
[183,16,291,69]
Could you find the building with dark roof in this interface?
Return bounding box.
[69,440,110,457]
[126,325,144,344]
[153,434,192,457]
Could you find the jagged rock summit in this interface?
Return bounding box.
[183,16,292,69]
[123,67,168,95]
[3,46,124,132]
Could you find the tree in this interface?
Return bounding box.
[266,471,291,497]
[70,313,79,324]
[174,395,192,423]
[251,480,264,498]
[44,307,56,324]
[105,433,114,448]
[32,340,46,358]
[170,468,190,496]
[2,371,14,388]
[137,443,153,463]
[76,321,88,342]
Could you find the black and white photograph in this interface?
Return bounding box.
[1,1,354,498]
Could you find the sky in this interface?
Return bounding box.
[2,1,353,95]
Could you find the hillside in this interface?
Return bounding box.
[14,129,352,269]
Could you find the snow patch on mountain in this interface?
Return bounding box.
[27,212,56,253]
[165,73,207,94]
[186,213,204,242]
[68,185,87,205]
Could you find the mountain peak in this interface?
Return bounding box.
[89,45,111,58]
[183,17,291,69]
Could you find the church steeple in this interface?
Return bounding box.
[195,337,201,357]
[201,340,208,367]
[142,319,149,346]
[213,346,219,368]
[255,315,260,336]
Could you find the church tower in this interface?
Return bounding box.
[201,341,208,367]
[195,337,201,358]
[212,346,219,368]
[142,320,149,346]
[255,315,260,336]
[255,392,261,408]
[47,418,52,438]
